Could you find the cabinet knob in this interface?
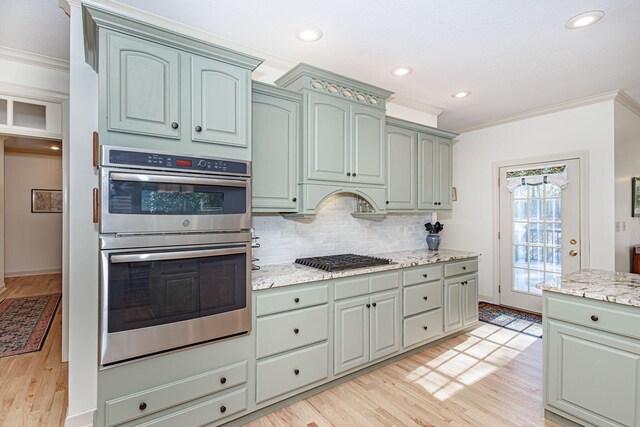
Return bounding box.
[462,266,467,270]
[220,406,227,413]
[372,302,377,307]
[294,297,300,303]
[352,173,357,177]
[591,315,599,322]
[195,125,202,132]
[346,172,352,176]
[220,377,227,384]
[423,326,428,330]
[422,273,428,278]
[171,122,179,129]
[366,303,371,308]
[386,201,389,205]
[294,328,300,334]
[294,369,300,375]
[423,296,428,300]
[292,197,297,202]
[139,402,147,411]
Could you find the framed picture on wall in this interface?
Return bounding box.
[31,189,62,213]
[633,178,640,217]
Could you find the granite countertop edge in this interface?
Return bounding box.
[252,249,480,291]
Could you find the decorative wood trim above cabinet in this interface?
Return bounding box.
[82,4,264,72]
[275,63,394,111]
[386,116,458,140]
[252,81,303,103]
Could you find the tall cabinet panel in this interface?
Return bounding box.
[191,56,250,147]
[251,85,301,212]
[307,93,350,182]
[417,133,437,210]
[107,32,180,139]
[437,139,453,210]
[351,105,385,185]
[386,125,416,210]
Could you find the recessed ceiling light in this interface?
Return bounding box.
[390,66,413,77]
[50,146,60,150]
[296,26,323,42]
[565,11,604,29]
[452,91,471,98]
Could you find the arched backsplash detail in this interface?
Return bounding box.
[313,189,380,213]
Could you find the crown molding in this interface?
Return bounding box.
[456,90,622,133]
[387,95,444,117]
[615,90,640,118]
[0,46,69,73]
[0,82,69,100]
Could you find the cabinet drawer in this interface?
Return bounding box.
[404,309,443,348]
[256,342,328,403]
[334,271,400,300]
[256,305,328,359]
[256,284,328,316]
[546,295,640,340]
[105,361,247,426]
[404,281,442,317]
[370,271,401,293]
[403,265,442,286]
[444,259,478,277]
[136,388,247,427]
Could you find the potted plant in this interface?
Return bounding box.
[424,221,444,251]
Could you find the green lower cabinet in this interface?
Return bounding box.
[370,290,401,361]
[444,274,478,332]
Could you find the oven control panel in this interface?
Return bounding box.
[108,149,248,175]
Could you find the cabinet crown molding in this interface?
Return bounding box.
[82,4,264,72]
[275,63,394,110]
[386,116,458,139]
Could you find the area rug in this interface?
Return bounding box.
[478,302,543,338]
[0,293,61,358]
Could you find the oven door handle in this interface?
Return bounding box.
[109,172,248,188]
[110,247,247,264]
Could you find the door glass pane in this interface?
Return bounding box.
[0,99,7,125]
[511,182,562,295]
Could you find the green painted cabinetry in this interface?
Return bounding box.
[351,104,386,185]
[386,117,457,212]
[251,83,301,212]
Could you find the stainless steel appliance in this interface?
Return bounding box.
[98,146,252,366]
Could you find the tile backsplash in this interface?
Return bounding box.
[252,194,433,266]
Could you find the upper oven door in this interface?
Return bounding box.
[100,167,251,234]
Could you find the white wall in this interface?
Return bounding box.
[4,151,62,276]
[439,101,616,301]
[614,101,640,272]
[253,194,431,266]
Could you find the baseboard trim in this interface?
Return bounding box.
[65,408,94,427]
[478,294,495,304]
[0,282,6,296]
[4,268,62,278]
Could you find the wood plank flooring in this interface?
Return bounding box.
[246,323,559,427]
[0,274,67,427]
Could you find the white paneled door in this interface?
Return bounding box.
[499,159,581,313]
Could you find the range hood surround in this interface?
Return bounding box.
[275,63,394,218]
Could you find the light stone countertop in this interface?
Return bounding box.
[252,249,480,291]
[540,269,640,308]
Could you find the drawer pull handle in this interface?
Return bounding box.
[423,326,428,330]
[423,296,428,300]
[139,402,147,411]
[366,303,371,308]
[294,328,300,334]
[294,368,300,375]
[220,405,227,413]
[294,297,300,303]
[220,377,227,384]
[422,273,428,278]
[591,315,599,322]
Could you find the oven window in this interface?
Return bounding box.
[107,251,247,333]
[109,180,246,215]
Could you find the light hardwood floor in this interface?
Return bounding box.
[246,323,559,427]
[0,274,67,427]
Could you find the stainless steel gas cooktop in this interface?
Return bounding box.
[294,254,392,272]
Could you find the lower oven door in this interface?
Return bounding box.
[100,242,251,366]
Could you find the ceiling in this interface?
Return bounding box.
[3,136,62,155]
[2,0,640,131]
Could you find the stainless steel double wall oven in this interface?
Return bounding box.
[99,146,252,366]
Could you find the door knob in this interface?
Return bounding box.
[570,239,577,245]
[569,250,578,257]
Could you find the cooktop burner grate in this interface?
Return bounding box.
[294,254,392,272]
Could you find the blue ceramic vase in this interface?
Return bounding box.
[426,233,441,251]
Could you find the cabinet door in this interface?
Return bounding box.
[547,320,640,427]
[351,105,385,185]
[436,139,453,210]
[417,132,437,210]
[307,93,350,182]
[191,55,250,147]
[444,279,463,332]
[370,290,400,362]
[386,126,417,210]
[462,276,478,325]
[107,32,180,139]
[334,296,369,375]
[251,92,299,211]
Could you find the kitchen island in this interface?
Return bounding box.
[541,270,640,427]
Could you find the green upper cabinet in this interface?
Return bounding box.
[251,83,301,212]
[351,105,385,185]
[417,132,438,210]
[84,4,263,160]
[191,56,249,148]
[436,139,453,209]
[386,125,417,210]
[307,92,351,182]
[106,32,180,139]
